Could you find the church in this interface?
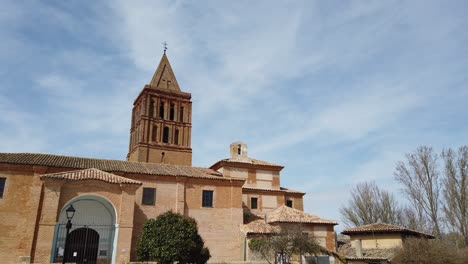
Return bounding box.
[0,52,337,264]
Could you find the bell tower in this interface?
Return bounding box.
[127,52,192,166]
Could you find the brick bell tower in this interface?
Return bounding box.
[127,52,192,166]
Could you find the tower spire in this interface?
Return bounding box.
[149,50,181,91]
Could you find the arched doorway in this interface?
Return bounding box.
[64,228,99,264]
[51,195,117,264]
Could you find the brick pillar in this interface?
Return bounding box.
[175,177,186,214]
[116,184,140,264]
[33,179,65,264]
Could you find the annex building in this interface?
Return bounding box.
[0,53,337,264]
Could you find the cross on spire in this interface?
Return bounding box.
[162,41,168,54]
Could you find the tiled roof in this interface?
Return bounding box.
[338,243,394,261]
[342,223,435,238]
[242,206,336,234]
[0,153,244,182]
[266,205,337,225]
[40,168,142,185]
[243,187,305,195]
[241,219,280,234]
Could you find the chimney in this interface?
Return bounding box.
[354,239,362,257]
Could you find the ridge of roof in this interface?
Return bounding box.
[342,223,435,238]
[212,157,284,168]
[40,168,142,185]
[0,153,244,182]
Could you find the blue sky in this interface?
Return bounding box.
[1,0,467,230]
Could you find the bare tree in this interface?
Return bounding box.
[399,206,430,233]
[340,181,402,226]
[442,146,468,245]
[394,146,442,237]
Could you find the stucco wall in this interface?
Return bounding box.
[350,233,403,249]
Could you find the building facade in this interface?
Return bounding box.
[339,223,435,264]
[0,53,336,264]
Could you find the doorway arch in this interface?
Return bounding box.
[52,195,118,264]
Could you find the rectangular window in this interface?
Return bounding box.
[170,103,175,120]
[142,187,156,205]
[202,190,213,208]
[162,127,169,143]
[286,199,293,208]
[179,106,184,122]
[251,197,258,209]
[151,125,157,142]
[174,129,179,145]
[0,178,5,198]
[159,102,165,119]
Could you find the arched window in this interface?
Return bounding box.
[237,144,241,155]
[149,99,154,117]
[174,129,179,145]
[179,106,184,122]
[162,127,169,143]
[151,125,157,142]
[170,103,175,120]
[159,102,165,119]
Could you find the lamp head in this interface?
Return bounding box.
[66,204,76,221]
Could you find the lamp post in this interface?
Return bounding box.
[62,204,76,264]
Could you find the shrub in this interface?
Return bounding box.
[392,238,468,264]
[136,211,210,264]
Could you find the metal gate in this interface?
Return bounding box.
[52,224,115,264]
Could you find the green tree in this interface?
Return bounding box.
[249,226,320,264]
[137,211,210,264]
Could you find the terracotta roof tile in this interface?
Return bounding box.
[241,219,280,234]
[40,168,142,185]
[242,206,337,234]
[0,153,244,182]
[342,223,435,238]
[266,205,337,225]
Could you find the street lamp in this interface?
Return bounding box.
[62,204,76,264]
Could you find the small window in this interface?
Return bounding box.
[0,178,5,198]
[162,127,169,143]
[151,125,157,142]
[202,190,213,208]
[286,199,293,208]
[237,144,241,155]
[179,106,184,122]
[159,102,165,119]
[142,188,156,205]
[251,197,258,209]
[170,103,175,120]
[174,129,179,145]
[149,99,154,117]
